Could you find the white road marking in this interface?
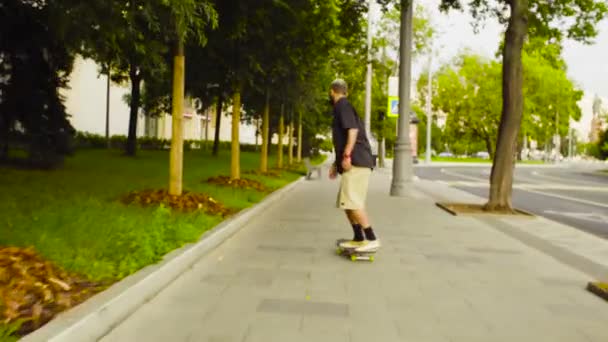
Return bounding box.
[437,169,608,209]
[544,210,608,224]
[530,170,604,186]
[440,168,487,182]
[522,188,608,209]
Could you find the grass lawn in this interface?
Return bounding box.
[0,149,319,282]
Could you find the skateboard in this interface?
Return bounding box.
[335,239,377,262]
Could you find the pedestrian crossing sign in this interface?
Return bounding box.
[387,96,399,118]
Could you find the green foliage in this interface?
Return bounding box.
[414,105,444,155]
[424,53,502,156]
[0,0,77,167]
[592,129,608,160]
[77,0,217,156]
[424,49,582,157]
[316,138,334,153]
[521,51,583,147]
[439,1,607,45]
[72,132,273,153]
[0,319,21,342]
[367,4,434,155]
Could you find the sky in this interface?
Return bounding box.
[372,0,608,140]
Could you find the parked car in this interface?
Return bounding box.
[473,151,490,159]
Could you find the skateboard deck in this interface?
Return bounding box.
[335,239,377,262]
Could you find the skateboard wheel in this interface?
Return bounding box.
[350,255,357,261]
[369,255,375,262]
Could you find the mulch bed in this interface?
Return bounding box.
[243,170,282,178]
[436,202,534,217]
[0,247,106,337]
[206,176,271,192]
[120,189,236,217]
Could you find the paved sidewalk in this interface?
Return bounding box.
[101,169,608,342]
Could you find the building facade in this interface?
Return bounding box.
[62,56,260,145]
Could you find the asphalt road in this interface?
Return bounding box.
[415,164,608,239]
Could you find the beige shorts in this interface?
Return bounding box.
[336,166,372,210]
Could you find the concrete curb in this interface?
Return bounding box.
[434,201,535,217]
[20,177,305,342]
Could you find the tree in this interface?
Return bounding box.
[423,54,502,157]
[84,0,215,192]
[369,4,435,160]
[81,1,172,157]
[439,0,607,211]
[425,51,582,160]
[520,51,582,159]
[414,105,444,156]
[0,0,82,167]
[166,0,217,195]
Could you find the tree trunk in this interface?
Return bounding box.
[516,134,524,161]
[486,0,528,212]
[230,85,241,180]
[297,111,302,163]
[484,135,494,160]
[126,63,141,156]
[212,89,223,157]
[169,39,185,196]
[379,138,386,167]
[0,113,8,161]
[260,89,270,172]
[288,116,294,166]
[254,117,259,151]
[277,104,284,169]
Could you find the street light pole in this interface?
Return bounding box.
[364,0,373,140]
[390,0,414,196]
[425,51,432,163]
[568,117,573,160]
[105,64,111,149]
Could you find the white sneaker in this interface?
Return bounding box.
[339,240,366,249]
[355,239,381,253]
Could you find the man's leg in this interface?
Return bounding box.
[345,210,364,242]
[350,208,377,243]
[338,167,377,249]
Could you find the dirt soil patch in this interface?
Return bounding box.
[436,202,534,217]
[121,189,236,217]
[244,170,282,178]
[206,176,271,192]
[0,247,106,337]
[587,282,608,302]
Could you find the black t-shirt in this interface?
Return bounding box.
[331,97,374,174]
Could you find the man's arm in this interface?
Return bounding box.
[343,128,358,157]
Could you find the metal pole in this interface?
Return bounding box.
[105,65,111,149]
[364,0,373,139]
[390,0,414,196]
[425,51,432,163]
[555,111,559,163]
[205,108,209,142]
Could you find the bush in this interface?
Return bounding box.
[586,129,608,160]
[72,132,270,153]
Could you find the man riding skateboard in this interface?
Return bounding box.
[328,79,380,253]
